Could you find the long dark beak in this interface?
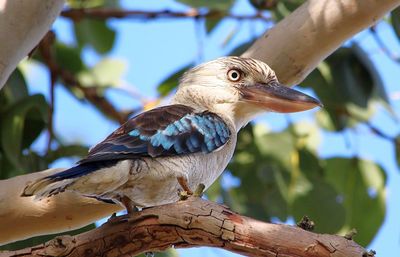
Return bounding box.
[239,82,322,113]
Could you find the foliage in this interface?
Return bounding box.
[1,0,399,254]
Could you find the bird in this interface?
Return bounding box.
[22,56,322,213]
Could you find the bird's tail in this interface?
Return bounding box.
[21,163,103,199]
[21,176,75,199]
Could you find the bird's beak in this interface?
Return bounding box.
[239,82,322,113]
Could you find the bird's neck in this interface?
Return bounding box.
[172,87,259,132]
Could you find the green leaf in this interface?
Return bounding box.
[0,95,48,170]
[74,19,116,54]
[292,181,346,233]
[324,158,386,246]
[205,15,223,34]
[301,47,379,131]
[177,0,234,11]
[295,149,345,234]
[391,7,400,40]
[330,47,374,108]
[67,0,120,8]
[395,137,400,169]
[0,68,28,107]
[272,0,305,20]
[55,43,85,74]
[78,58,126,87]
[157,64,192,96]
[228,125,291,220]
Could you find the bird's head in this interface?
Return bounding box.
[173,56,322,129]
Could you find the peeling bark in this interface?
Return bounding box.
[0,197,366,257]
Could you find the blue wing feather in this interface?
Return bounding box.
[78,104,231,164]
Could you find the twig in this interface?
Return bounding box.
[38,31,57,152]
[369,26,400,62]
[37,32,129,124]
[60,8,272,22]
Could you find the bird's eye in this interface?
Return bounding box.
[227,69,241,82]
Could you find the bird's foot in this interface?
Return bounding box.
[121,195,139,216]
[193,183,206,197]
[178,183,205,200]
[177,176,193,194]
[106,212,128,224]
[178,189,191,200]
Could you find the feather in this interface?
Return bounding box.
[79,104,231,163]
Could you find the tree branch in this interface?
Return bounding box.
[242,0,400,85]
[60,8,272,22]
[0,0,65,89]
[0,197,367,257]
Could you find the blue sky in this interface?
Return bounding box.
[24,0,400,256]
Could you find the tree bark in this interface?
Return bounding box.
[0,0,399,247]
[0,197,367,257]
[0,0,65,89]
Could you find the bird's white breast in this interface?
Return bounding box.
[113,133,237,207]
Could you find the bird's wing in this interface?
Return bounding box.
[78,104,231,164]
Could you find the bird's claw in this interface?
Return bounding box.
[105,212,128,225]
[194,183,205,197]
[178,183,205,200]
[178,189,191,200]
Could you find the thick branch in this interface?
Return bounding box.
[0,197,366,257]
[242,0,400,85]
[0,0,65,89]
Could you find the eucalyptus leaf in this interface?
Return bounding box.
[205,15,223,34]
[292,181,346,233]
[177,0,234,11]
[55,43,85,74]
[78,59,126,87]
[0,68,28,107]
[391,7,400,40]
[67,0,120,8]
[74,19,116,54]
[301,47,378,131]
[324,158,386,246]
[0,95,48,170]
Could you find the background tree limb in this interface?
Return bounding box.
[242,0,400,85]
[0,0,65,89]
[0,0,398,247]
[0,197,367,257]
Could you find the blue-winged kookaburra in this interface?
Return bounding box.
[22,57,321,213]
